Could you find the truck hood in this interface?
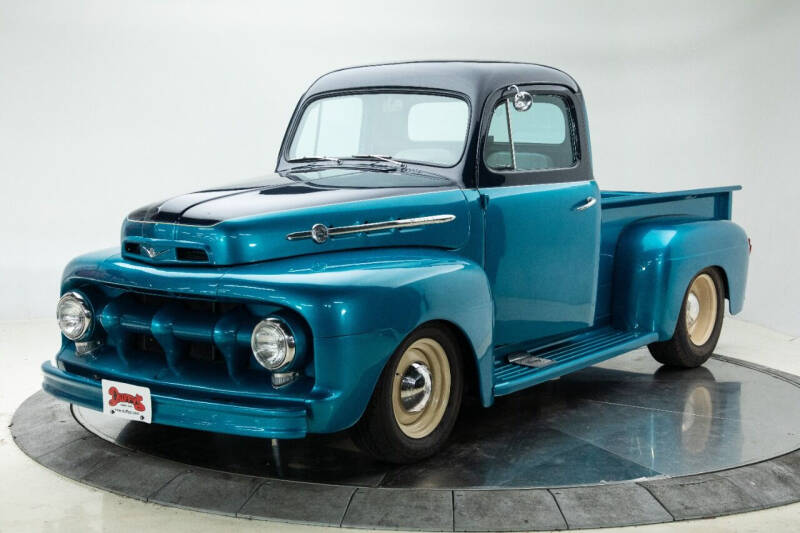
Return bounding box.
[121,168,470,266]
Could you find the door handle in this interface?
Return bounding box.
[574,196,597,211]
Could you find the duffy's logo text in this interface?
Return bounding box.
[107,387,146,412]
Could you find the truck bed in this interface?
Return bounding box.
[594,185,741,325]
[601,185,741,213]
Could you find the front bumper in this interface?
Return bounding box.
[42,361,308,438]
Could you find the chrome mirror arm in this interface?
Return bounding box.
[504,98,517,171]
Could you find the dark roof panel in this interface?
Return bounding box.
[306,61,580,101]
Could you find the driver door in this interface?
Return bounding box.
[478,84,601,350]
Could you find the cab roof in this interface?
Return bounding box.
[305,61,581,102]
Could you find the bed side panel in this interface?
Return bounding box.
[595,193,727,324]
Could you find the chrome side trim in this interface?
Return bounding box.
[286,214,456,242]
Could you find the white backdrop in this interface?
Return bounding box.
[1,0,798,335]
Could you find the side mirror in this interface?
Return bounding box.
[508,85,532,112]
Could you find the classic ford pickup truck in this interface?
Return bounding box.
[43,61,749,463]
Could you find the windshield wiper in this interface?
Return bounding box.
[287,156,341,164]
[288,154,411,174]
[346,154,407,170]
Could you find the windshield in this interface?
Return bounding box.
[287,92,469,167]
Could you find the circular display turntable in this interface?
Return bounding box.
[13,351,800,530]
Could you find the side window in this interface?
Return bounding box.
[484,94,577,172]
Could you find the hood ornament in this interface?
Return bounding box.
[141,246,169,259]
[287,214,456,243]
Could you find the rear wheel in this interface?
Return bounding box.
[352,326,463,464]
[648,268,725,368]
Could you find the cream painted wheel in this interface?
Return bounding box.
[648,268,724,368]
[353,326,463,463]
[685,273,718,346]
[391,338,451,439]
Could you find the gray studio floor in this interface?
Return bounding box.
[3,316,800,532]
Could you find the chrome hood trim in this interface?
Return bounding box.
[286,215,457,243]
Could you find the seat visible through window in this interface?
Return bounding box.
[484,94,576,172]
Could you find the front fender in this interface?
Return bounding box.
[61,247,494,433]
[218,247,495,420]
[612,218,749,340]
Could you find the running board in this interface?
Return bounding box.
[493,327,659,397]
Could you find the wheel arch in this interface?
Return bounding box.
[421,319,486,407]
[712,264,730,301]
[612,218,749,340]
[329,314,494,435]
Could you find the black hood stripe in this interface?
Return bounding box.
[128,170,456,227]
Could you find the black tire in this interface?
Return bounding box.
[648,268,725,368]
[352,325,464,464]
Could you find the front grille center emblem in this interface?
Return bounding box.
[141,246,169,259]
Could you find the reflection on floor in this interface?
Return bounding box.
[75,353,800,489]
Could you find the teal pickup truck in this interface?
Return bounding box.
[43,61,750,463]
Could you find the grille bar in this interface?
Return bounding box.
[97,293,257,379]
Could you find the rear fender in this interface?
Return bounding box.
[612,218,748,339]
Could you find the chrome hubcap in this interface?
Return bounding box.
[399,362,433,413]
[686,292,701,328]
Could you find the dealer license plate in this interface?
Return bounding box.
[101,379,152,424]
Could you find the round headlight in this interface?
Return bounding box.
[57,292,93,341]
[251,318,295,370]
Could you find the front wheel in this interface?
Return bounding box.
[352,326,463,464]
[648,268,725,368]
